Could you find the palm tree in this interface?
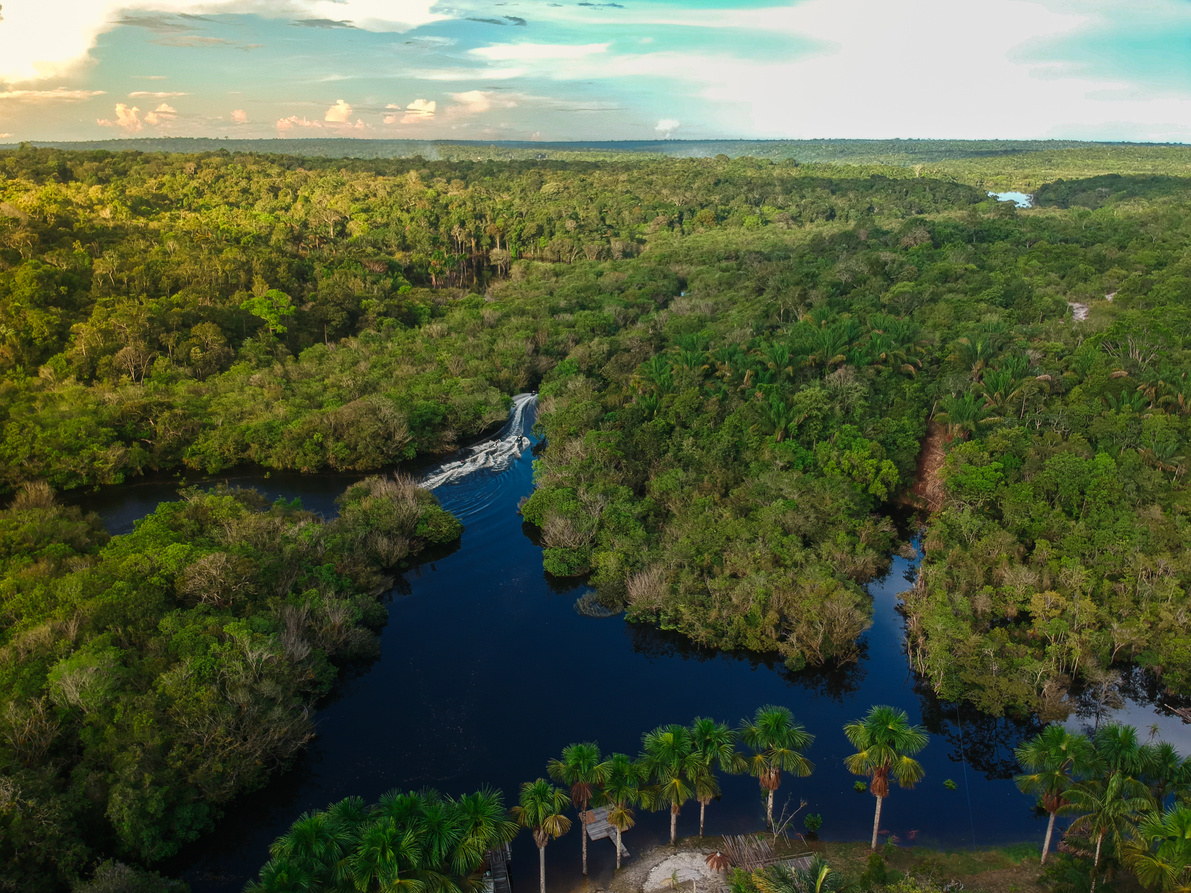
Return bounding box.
[1139,741,1189,806]
[600,752,644,870]
[269,811,343,886]
[690,717,746,836]
[1095,724,1147,776]
[512,779,572,893]
[452,789,519,884]
[934,392,1000,440]
[245,854,315,893]
[1065,771,1151,893]
[350,817,423,893]
[843,705,928,851]
[640,723,698,845]
[1123,804,1191,892]
[739,705,815,829]
[1015,726,1096,865]
[547,742,609,876]
[374,789,462,893]
[753,854,845,893]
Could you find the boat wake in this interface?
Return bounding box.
[420,394,537,490]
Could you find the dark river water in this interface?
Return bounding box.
[74,399,1190,893]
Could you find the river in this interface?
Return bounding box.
[74,397,1188,892]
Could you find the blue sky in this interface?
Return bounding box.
[1,0,1189,142]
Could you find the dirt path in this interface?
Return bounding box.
[908,421,951,512]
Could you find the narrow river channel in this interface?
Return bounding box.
[75,398,1190,893]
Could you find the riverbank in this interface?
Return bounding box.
[598,836,1046,893]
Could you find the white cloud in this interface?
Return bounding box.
[277,115,322,131]
[0,0,445,82]
[0,88,105,102]
[385,97,437,124]
[128,91,188,98]
[655,118,680,138]
[231,108,248,124]
[448,90,513,116]
[325,98,352,122]
[278,111,367,134]
[144,102,177,124]
[0,134,12,139]
[97,102,142,131]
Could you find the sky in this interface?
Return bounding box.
[0,0,1189,143]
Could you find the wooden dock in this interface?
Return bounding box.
[486,843,512,893]
[583,807,630,859]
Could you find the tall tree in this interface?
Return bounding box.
[690,717,745,836]
[739,705,815,829]
[843,705,928,851]
[1065,771,1151,893]
[600,752,644,871]
[1015,726,1096,865]
[511,779,572,893]
[547,742,609,877]
[640,723,698,845]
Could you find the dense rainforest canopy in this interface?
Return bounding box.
[3,141,1191,890]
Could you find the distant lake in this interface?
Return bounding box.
[989,191,1034,208]
[77,401,1190,893]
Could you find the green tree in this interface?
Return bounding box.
[1015,726,1096,865]
[268,811,344,888]
[640,723,698,845]
[843,705,928,851]
[349,818,423,893]
[452,789,519,881]
[511,779,572,893]
[1124,805,1191,892]
[244,854,314,893]
[240,288,296,335]
[753,854,845,893]
[1065,771,1151,893]
[739,706,815,830]
[690,717,745,836]
[547,742,609,876]
[600,752,644,871]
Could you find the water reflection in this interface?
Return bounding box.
[627,622,868,701]
[919,696,1046,781]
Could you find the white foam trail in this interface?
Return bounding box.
[419,394,537,489]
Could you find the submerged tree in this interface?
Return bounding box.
[843,705,928,851]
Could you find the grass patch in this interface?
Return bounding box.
[806,840,1048,893]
